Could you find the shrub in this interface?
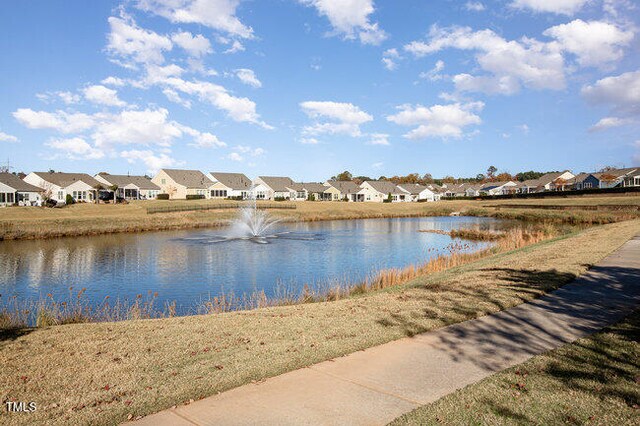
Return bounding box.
[65,194,75,205]
[186,194,205,200]
[308,193,316,201]
[274,196,287,201]
[157,193,170,200]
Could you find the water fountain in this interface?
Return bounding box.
[176,185,322,245]
[227,185,281,243]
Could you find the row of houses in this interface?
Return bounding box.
[1,167,639,207]
[441,169,640,197]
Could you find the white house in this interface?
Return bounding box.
[206,172,252,199]
[479,181,518,196]
[0,173,43,206]
[357,181,410,202]
[151,169,213,199]
[94,173,160,200]
[253,176,295,200]
[300,182,329,201]
[24,171,101,204]
[396,184,439,202]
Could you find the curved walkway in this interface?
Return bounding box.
[129,235,640,426]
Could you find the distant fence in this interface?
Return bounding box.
[146,202,297,215]
[442,186,640,201]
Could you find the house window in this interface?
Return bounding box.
[58,191,64,200]
[0,193,5,203]
[584,183,592,189]
[211,190,228,197]
[297,191,305,199]
[161,179,166,184]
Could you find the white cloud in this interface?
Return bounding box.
[582,70,640,114]
[366,133,390,145]
[405,25,565,95]
[234,68,262,88]
[91,108,183,148]
[465,2,485,11]
[371,161,384,169]
[107,15,173,66]
[419,60,445,81]
[300,101,373,137]
[136,0,254,39]
[518,124,530,133]
[510,0,589,15]
[387,101,484,140]
[300,0,387,45]
[589,116,635,132]
[224,40,245,54]
[162,88,192,108]
[101,76,126,87]
[83,85,127,107]
[171,31,212,57]
[141,72,271,127]
[227,152,243,161]
[382,48,400,71]
[300,137,320,144]
[544,20,634,68]
[189,132,226,148]
[121,149,180,173]
[46,137,104,160]
[0,131,18,143]
[582,70,640,132]
[234,145,265,156]
[13,109,96,134]
[36,91,81,105]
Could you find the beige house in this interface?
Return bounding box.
[323,180,360,201]
[24,171,101,204]
[152,169,213,199]
[357,181,409,202]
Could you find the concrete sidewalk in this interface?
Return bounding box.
[130,235,640,426]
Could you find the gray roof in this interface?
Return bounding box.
[0,173,42,192]
[33,172,101,188]
[397,183,428,195]
[209,172,252,191]
[301,182,329,193]
[591,167,639,179]
[258,176,295,192]
[97,173,160,190]
[480,181,513,191]
[161,169,213,189]
[537,171,573,186]
[364,180,406,195]
[325,180,360,195]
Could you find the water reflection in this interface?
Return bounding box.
[0,217,511,312]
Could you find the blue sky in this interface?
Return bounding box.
[0,0,639,181]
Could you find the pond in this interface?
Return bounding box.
[0,217,511,314]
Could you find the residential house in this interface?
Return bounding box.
[289,182,328,201]
[397,183,440,202]
[302,182,329,201]
[573,168,638,190]
[286,182,307,201]
[323,180,360,201]
[623,169,640,187]
[357,181,410,202]
[0,173,42,206]
[566,173,590,190]
[479,181,518,196]
[24,171,101,204]
[151,169,213,199]
[206,172,252,199]
[253,176,295,200]
[94,173,161,200]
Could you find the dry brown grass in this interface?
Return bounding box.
[0,220,637,425]
[1,195,637,240]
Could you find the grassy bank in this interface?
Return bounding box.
[390,310,640,425]
[0,219,637,425]
[0,195,638,240]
